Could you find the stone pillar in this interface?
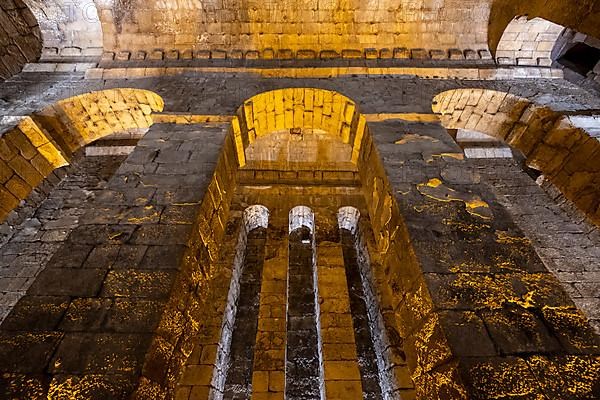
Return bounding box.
[366,119,600,399]
[317,239,363,399]
[251,219,287,399]
[0,123,227,399]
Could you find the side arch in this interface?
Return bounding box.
[432,88,600,225]
[0,1,42,79]
[0,88,164,221]
[487,0,600,57]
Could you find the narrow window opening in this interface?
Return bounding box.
[221,205,269,399]
[338,207,397,399]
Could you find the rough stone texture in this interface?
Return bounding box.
[475,158,600,333]
[433,88,600,226]
[0,89,163,223]
[0,0,42,79]
[495,16,564,66]
[368,118,600,398]
[23,0,103,61]
[488,0,600,58]
[96,0,492,57]
[0,122,226,399]
[0,154,124,323]
[0,75,598,399]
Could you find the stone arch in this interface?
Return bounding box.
[243,204,270,232]
[230,88,365,168]
[0,88,163,222]
[495,16,564,66]
[0,1,42,79]
[22,0,103,60]
[289,205,315,234]
[432,88,600,225]
[487,0,600,57]
[337,206,360,234]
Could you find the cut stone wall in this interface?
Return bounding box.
[0,0,42,79]
[0,82,598,399]
[496,17,564,67]
[0,89,163,223]
[433,88,600,226]
[23,0,103,60]
[96,0,491,58]
[370,119,600,398]
[474,158,600,333]
[0,122,227,398]
[0,154,125,323]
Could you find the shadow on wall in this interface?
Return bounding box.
[0,1,42,79]
[0,88,164,222]
[432,88,600,226]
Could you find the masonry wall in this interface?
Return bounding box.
[23,0,103,61]
[0,0,41,79]
[97,0,491,59]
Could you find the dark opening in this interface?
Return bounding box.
[557,42,600,76]
[223,227,267,399]
[340,229,384,400]
[286,226,321,399]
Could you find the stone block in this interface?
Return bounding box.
[1,296,70,332]
[0,332,63,373]
[101,52,115,62]
[211,50,227,59]
[393,48,410,59]
[149,50,164,60]
[101,270,176,299]
[297,50,316,59]
[380,48,392,58]
[342,49,363,59]
[277,49,293,59]
[464,49,479,60]
[262,48,275,59]
[49,333,152,374]
[430,49,447,60]
[60,47,82,57]
[115,51,131,61]
[448,49,464,60]
[365,48,378,59]
[479,50,493,60]
[411,49,429,59]
[320,50,339,60]
[165,49,179,60]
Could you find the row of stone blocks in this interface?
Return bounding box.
[100,47,495,62]
[41,46,104,58]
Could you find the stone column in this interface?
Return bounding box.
[317,239,363,399]
[251,220,287,400]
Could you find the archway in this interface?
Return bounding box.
[0,88,164,222]
[487,0,600,58]
[0,2,42,79]
[432,88,600,225]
